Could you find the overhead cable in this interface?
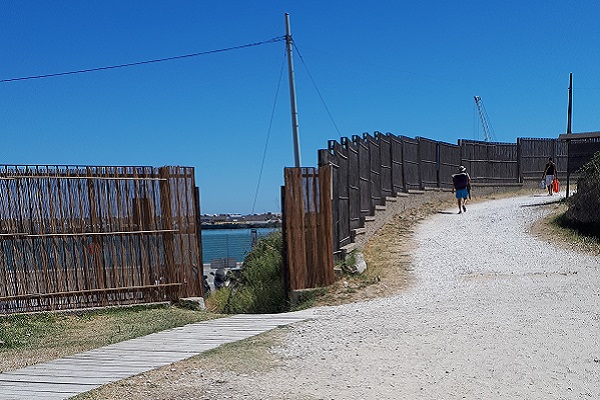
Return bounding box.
[292,43,343,138]
[0,36,286,83]
[252,51,287,214]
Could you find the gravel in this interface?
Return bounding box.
[93,194,600,399]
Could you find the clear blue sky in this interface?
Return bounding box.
[1,1,598,214]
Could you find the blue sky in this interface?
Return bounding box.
[1,1,599,214]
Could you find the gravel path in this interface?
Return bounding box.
[204,195,600,399]
[92,195,600,399]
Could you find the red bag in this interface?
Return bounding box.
[552,178,560,193]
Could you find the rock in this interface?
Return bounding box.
[354,252,367,274]
[178,297,206,310]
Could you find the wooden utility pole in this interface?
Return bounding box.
[285,13,301,168]
[567,72,573,134]
[566,72,573,198]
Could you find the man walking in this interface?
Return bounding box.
[452,166,471,214]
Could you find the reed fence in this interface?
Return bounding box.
[0,165,202,314]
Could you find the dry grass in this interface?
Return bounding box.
[530,201,600,256]
[0,304,218,372]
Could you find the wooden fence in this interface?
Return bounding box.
[0,165,202,314]
[518,138,568,181]
[318,133,569,260]
[282,166,334,291]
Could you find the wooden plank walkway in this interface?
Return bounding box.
[0,309,316,400]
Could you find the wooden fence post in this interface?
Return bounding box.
[280,185,290,297]
[318,164,335,286]
[283,168,307,291]
[436,141,441,188]
[417,137,423,189]
[516,138,523,183]
[158,167,177,302]
[283,166,334,291]
[86,167,105,304]
[194,186,205,297]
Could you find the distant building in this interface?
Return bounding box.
[225,214,241,222]
[244,212,280,222]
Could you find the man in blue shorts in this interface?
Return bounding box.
[452,166,471,214]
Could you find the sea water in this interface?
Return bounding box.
[201,228,279,264]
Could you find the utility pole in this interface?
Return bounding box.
[567,72,573,134]
[566,72,573,198]
[285,13,301,168]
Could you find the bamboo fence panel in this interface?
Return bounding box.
[0,165,201,314]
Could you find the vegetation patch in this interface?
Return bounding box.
[551,212,600,253]
[554,212,600,239]
[205,231,288,314]
[530,201,600,256]
[190,328,287,373]
[564,151,600,225]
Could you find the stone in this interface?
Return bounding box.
[178,297,206,310]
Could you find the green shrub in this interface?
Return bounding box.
[207,231,288,314]
[565,150,600,226]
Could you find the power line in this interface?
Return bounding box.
[292,43,343,138]
[252,51,287,214]
[0,36,286,83]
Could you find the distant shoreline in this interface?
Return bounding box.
[201,222,282,230]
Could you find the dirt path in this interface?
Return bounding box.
[76,194,600,400]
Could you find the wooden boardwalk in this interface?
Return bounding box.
[0,309,316,400]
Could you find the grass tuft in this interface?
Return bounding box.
[0,304,216,372]
[552,212,600,244]
[205,231,288,314]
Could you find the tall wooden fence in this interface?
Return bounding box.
[282,166,334,291]
[318,133,568,260]
[0,165,202,314]
[518,138,568,181]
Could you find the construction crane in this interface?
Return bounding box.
[473,96,495,142]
